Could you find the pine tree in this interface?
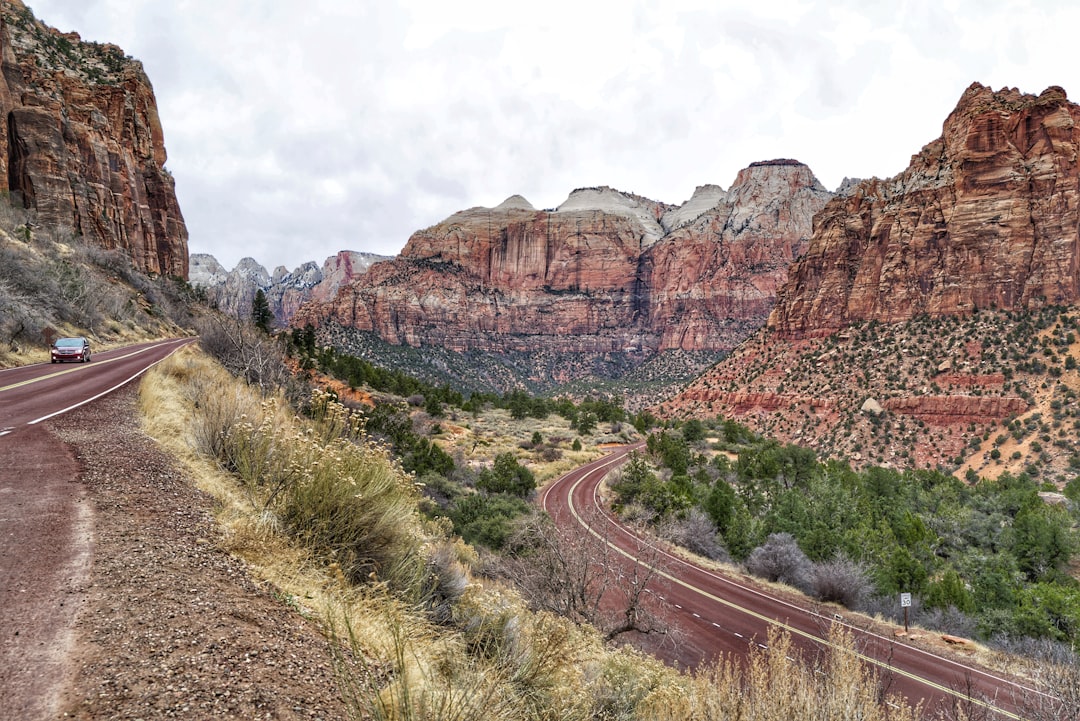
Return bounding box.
[251,289,273,333]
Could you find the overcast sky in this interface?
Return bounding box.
[25,0,1080,272]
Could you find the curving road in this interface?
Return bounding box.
[540,444,1048,721]
[0,338,194,719]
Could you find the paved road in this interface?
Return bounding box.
[0,338,194,718]
[540,444,1046,721]
[0,338,194,435]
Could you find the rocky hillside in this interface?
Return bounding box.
[0,0,187,278]
[663,84,1080,484]
[664,308,1080,482]
[293,160,834,389]
[190,251,390,327]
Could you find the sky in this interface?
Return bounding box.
[23,0,1080,272]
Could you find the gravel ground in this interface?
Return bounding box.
[43,384,350,720]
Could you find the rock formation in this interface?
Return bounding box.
[0,0,187,277]
[645,160,831,350]
[192,251,390,327]
[294,161,833,383]
[770,83,1080,336]
[663,84,1080,478]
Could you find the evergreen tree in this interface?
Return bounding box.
[251,289,273,332]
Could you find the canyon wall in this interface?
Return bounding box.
[295,161,833,372]
[770,83,1080,336]
[0,0,187,277]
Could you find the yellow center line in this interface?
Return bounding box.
[0,345,160,393]
[563,459,1028,721]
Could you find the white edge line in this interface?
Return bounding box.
[556,445,1039,718]
[584,457,1042,701]
[28,340,189,425]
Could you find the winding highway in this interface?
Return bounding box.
[540,443,1048,720]
[0,343,1055,719]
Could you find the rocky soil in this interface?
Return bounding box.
[36,385,348,719]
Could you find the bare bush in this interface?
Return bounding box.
[0,276,47,350]
[1007,639,1080,721]
[497,511,670,642]
[196,314,295,395]
[0,215,200,349]
[658,508,730,562]
[745,532,814,594]
[917,606,978,639]
[811,555,873,609]
[540,445,562,462]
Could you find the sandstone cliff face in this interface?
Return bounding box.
[645,160,832,350]
[309,191,656,353]
[770,83,1080,336]
[192,251,390,327]
[295,162,831,368]
[0,1,186,277]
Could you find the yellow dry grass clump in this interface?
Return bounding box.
[138,345,926,720]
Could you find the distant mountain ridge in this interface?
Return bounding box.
[190,251,391,326]
[291,159,837,389]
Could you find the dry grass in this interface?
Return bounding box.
[138,346,936,720]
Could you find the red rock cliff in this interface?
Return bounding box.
[0,0,187,277]
[296,163,831,360]
[770,83,1080,336]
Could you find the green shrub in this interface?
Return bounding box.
[449,493,531,549]
[476,452,535,497]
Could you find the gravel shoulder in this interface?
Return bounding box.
[27,384,348,719]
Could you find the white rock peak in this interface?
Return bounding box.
[661,184,728,231]
[555,186,664,243]
[494,195,535,211]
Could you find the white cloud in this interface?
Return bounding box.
[23,0,1080,271]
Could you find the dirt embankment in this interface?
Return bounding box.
[2,385,347,719]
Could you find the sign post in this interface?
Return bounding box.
[900,592,912,633]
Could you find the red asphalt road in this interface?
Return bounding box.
[0,338,194,435]
[0,338,193,718]
[540,444,1047,721]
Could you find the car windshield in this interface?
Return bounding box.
[55,338,83,347]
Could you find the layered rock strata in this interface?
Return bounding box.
[0,1,187,277]
[294,161,833,370]
[662,84,1080,474]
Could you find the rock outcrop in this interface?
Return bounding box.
[0,1,186,277]
[645,160,831,350]
[294,161,832,380]
[662,84,1080,477]
[770,83,1080,336]
[192,251,390,327]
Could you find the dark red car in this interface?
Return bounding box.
[50,337,91,363]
